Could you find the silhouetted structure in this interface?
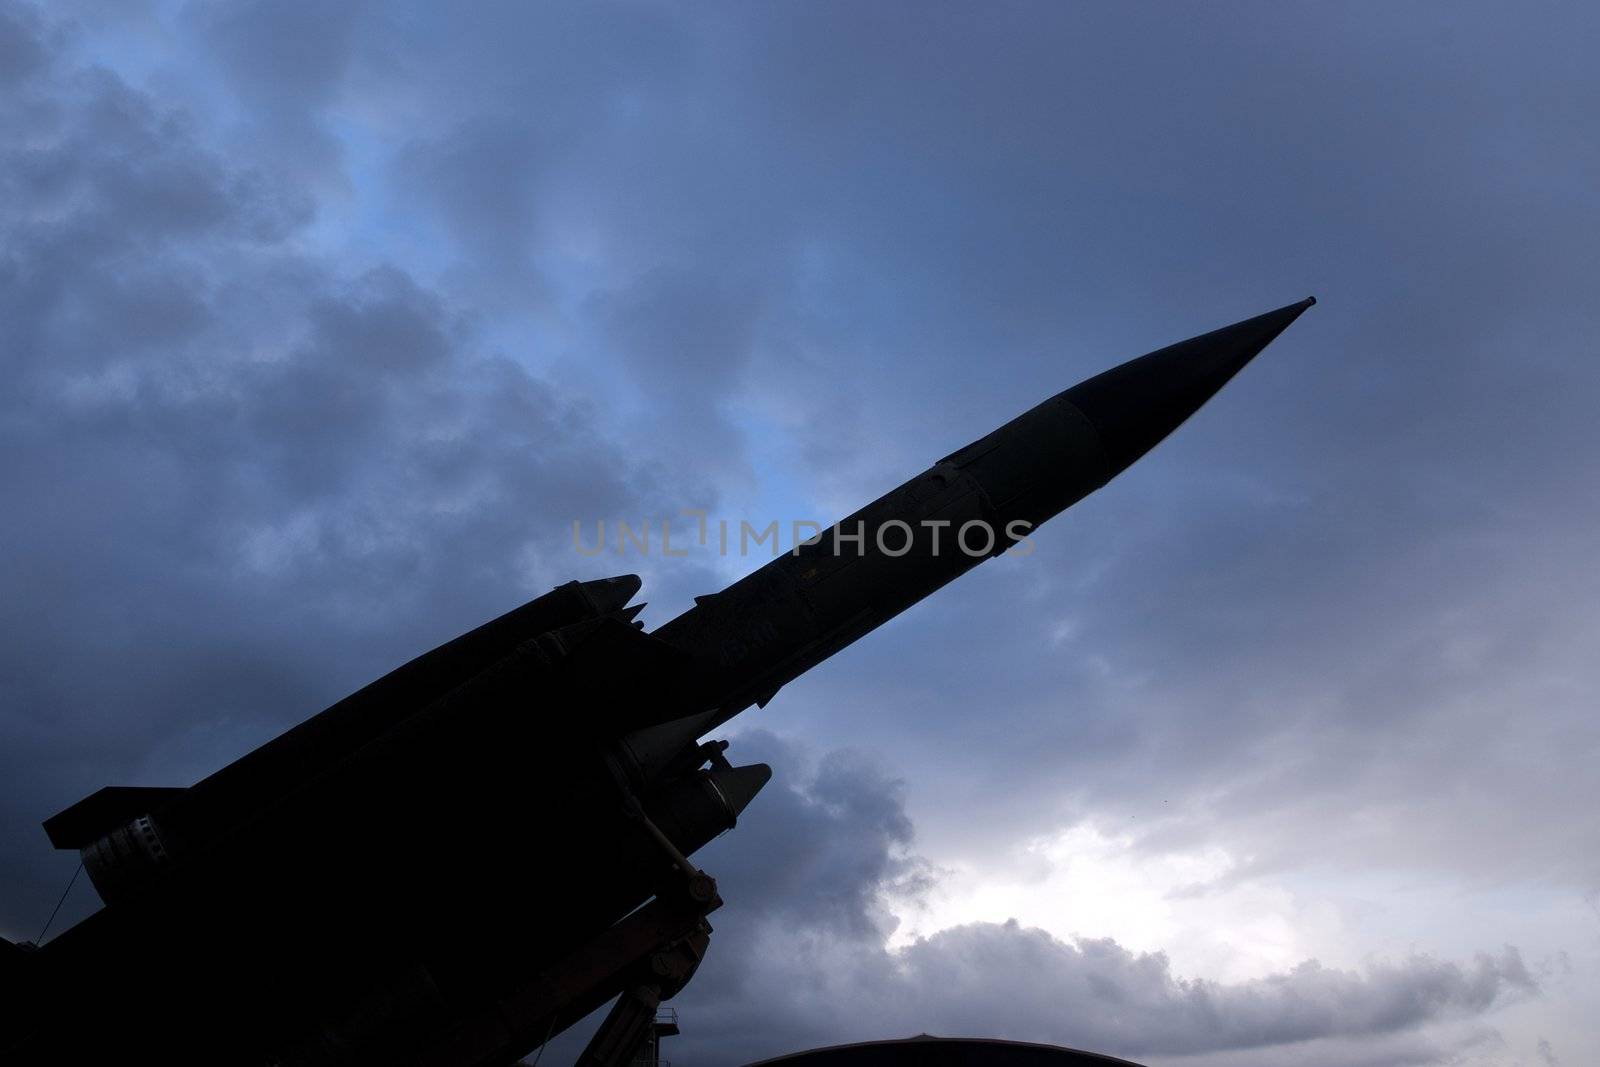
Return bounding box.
[745,1035,1147,1067]
[632,1007,679,1066]
[1,299,1313,1065]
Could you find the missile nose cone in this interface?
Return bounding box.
[1063,297,1315,474]
[706,763,772,819]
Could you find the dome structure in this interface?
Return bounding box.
[742,1035,1148,1067]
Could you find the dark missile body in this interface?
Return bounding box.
[2,299,1313,1066]
[652,298,1314,724]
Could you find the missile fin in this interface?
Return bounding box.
[705,763,772,820]
[574,574,643,616]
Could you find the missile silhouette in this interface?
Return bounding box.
[4,298,1314,1067]
[652,296,1316,727]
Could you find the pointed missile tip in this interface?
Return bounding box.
[1061,296,1317,475]
[1270,294,1316,329]
[1269,294,1316,322]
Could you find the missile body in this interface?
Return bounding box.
[6,298,1313,1067]
[652,297,1315,725]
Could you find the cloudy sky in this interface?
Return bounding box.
[2,3,1596,1065]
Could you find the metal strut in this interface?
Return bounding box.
[565,757,724,1067]
[572,923,710,1067]
[603,747,720,900]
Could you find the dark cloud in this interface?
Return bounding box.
[541,738,1534,1067]
[0,6,697,935]
[2,1,1596,1062]
[881,927,1531,1057]
[663,0,1600,903]
[695,732,932,941]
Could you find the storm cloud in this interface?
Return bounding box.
[566,736,1538,1066]
[2,2,1596,1065]
[0,2,710,929]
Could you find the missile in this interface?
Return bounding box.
[7,298,1314,1067]
[651,296,1316,726]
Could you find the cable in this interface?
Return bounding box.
[35,861,83,945]
[528,1010,559,1066]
